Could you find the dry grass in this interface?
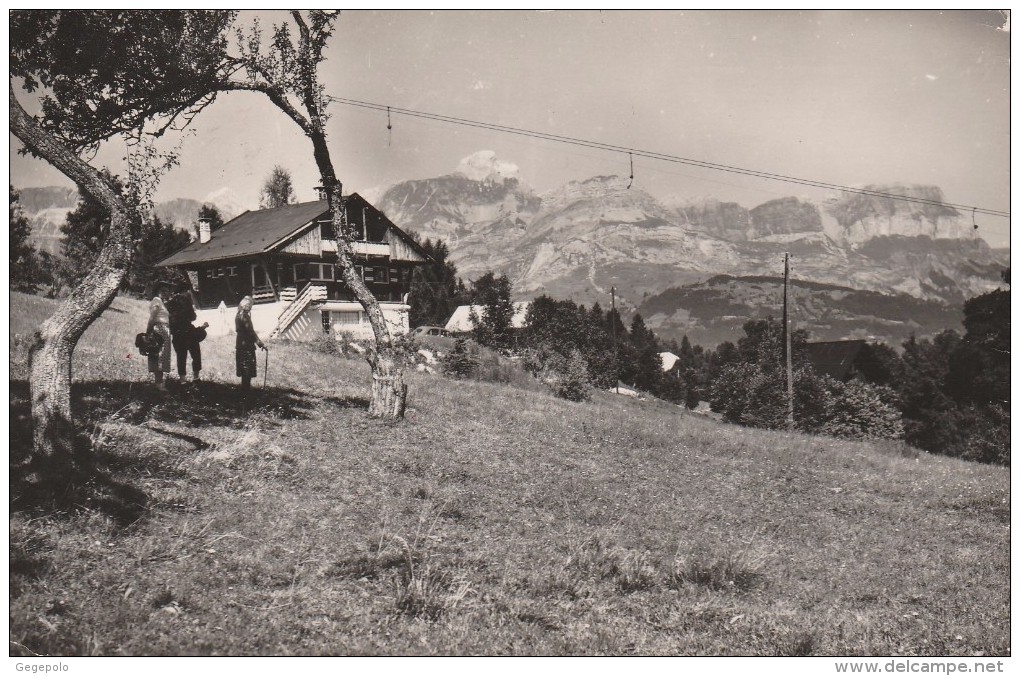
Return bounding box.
[8,291,1010,656]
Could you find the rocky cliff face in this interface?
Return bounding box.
[375,163,1006,313]
[749,197,823,238]
[822,185,971,245]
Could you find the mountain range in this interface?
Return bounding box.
[372,156,1007,344]
[15,153,1009,347]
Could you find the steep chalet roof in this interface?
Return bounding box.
[158,200,330,266]
[444,302,531,333]
[659,352,680,372]
[804,340,868,381]
[157,193,429,267]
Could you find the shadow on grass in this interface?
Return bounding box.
[69,378,329,429]
[9,378,369,526]
[9,394,149,526]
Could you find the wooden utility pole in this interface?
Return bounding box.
[783,252,794,430]
[610,286,619,394]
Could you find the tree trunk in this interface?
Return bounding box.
[302,92,409,420]
[27,242,132,472]
[10,84,138,476]
[369,351,408,419]
[329,194,409,419]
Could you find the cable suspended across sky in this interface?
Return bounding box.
[329,96,1009,220]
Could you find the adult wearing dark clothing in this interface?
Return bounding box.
[235,295,267,389]
[167,281,207,383]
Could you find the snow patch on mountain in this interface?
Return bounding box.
[203,187,248,219]
[455,150,520,182]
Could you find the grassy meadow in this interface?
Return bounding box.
[8,291,1010,656]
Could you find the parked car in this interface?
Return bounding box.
[411,325,451,338]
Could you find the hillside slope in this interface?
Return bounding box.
[639,275,967,347]
[9,292,1009,656]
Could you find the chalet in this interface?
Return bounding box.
[659,351,680,372]
[157,193,430,341]
[444,302,531,335]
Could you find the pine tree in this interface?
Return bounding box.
[58,170,125,287]
[129,215,192,296]
[198,203,225,234]
[625,313,662,392]
[407,237,467,327]
[469,272,515,351]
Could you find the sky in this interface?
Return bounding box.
[9,10,1012,246]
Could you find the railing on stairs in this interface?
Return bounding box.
[270,283,327,339]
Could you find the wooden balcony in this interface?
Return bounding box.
[321,239,391,257]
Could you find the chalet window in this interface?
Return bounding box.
[363,267,374,283]
[318,220,334,240]
[401,268,412,283]
[227,266,238,277]
[321,311,331,334]
[354,265,363,281]
[389,268,398,283]
[310,263,334,281]
[205,269,214,278]
[335,311,361,326]
[376,267,389,284]
[293,263,307,280]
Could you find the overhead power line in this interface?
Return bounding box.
[328,96,1010,219]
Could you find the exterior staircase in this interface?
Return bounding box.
[270,283,327,339]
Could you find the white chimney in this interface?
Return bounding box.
[198,217,211,244]
[314,185,327,201]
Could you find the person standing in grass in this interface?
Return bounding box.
[167,280,208,384]
[147,289,173,391]
[235,295,267,389]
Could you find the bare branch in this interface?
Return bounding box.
[215,80,313,135]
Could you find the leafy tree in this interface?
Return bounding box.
[737,316,809,366]
[821,379,904,440]
[10,185,53,293]
[955,404,1010,466]
[521,296,620,391]
[885,283,1010,465]
[10,10,235,473]
[853,341,904,388]
[897,332,964,454]
[708,320,902,440]
[259,165,295,209]
[947,288,1009,406]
